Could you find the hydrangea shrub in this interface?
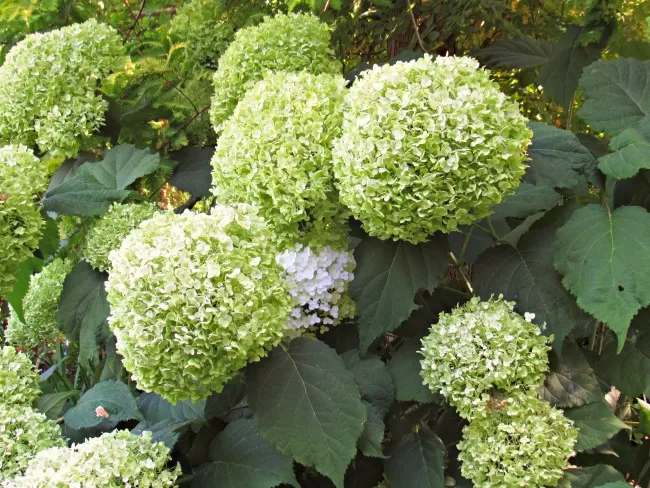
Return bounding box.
[106,206,292,403]
[209,13,341,133]
[332,55,531,243]
[0,346,41,406]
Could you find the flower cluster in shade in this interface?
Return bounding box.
[277,244,355,333]
[106,205,292,403]
[0,145,48,297]
[211,71,349,249]
[5,430,180,487]
[209,12,341,134]
[6,259,73,348]
[332,55,531,243]
[0,19,124,157]
[84,202,161,272]
[458,391,578,488]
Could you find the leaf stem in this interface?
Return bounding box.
[449,251,474,295]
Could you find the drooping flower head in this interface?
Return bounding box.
[333,55,531,243]
[0,346,41,406]
[420,296,550,419]
[106,206,292,403]
[211,71,348,249]
[0,19,125,156]
[84,202,161,272]
[9,430,179,487]
[209,13,341,133]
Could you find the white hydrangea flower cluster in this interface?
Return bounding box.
[84,202,161,272]
[6,258,73,348]
[0,346,41,406]
[0,19,125,157]
[277,244,356,333]
[333,55,531,243]
[6,430,180,487]
[106,205,292,403]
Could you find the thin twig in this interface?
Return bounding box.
[321,0,331,15]
[405,0,428,53]
[160,105,211,152]
[449,251,474,294]
[123,0,146,44]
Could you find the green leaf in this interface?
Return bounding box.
[615,170,650,210]
[491,182,561,219]
[474,37,553,68]
[205,383,248,421]
[247,338,366,488]
[555,205,650,349]
[559,464,626,487]
[35,390,79,420]
[388,338,437,403]
[37,216,59,258]
[564,401,629,451]
[526,122,597,189]
[131,420,182,450]
[169,146,215,198]
[138,392,205,424]
[637,399,650,436]
[342,351,394,417]
[81,144,161,190]
[540,341,602,408]
[47,153,95,192]
[384,427,445,488]
[193,419,299,488]
[4,257,43,323]
[358,402,386,458]
[598,117,650,179]
[57,262,110,368]
[350,235,449,350]
[596,331,650,397]
[579,58,650,135]
[63,380,143,430]
[474,228,589,349]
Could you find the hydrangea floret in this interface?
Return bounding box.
[6,259,74,348]
[0,145,48,297]
[8,430,180,487]
[106,205,292,403]
[211,71,349,248]
[0,346,41,406]
[84,202,161,272]
[332,55,531,243]
[0,19,125,156]
[420,296,550,419]
[209,13,341,133]
[458,391,577,487]
[0,404,65,480]
[277,244,356,333]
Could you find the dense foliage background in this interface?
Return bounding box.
[3,0,650,487]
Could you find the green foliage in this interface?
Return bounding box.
[564,401,629,451]
[384,427,445,488]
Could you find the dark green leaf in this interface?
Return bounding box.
[205,383,248,421]
[169,146,215,198]
[4,257,43,323]
[35,390,78,419]
[448,218,509,264]
[342,351,394,417]
[81,145,161,190]
[47,153,95,192]
[350,234,449,350]
[247,338,366,488]
[615,170,650,210]
[388,338,437,403]
[358,402,386,458]
[491,182,561,219]
[598,117,650,179]
[564,401,629,451]
[192,419,299,488]
[474,37,552,68]
[138,392,206,424]
[37,217,59,258]
[596,331,650,397]
[64,380,143,430]
[559,464,626,487]
[131,420,182,450]
[384,427,445,488]
[555,205,650,350]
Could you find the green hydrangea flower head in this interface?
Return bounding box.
[211,71,349,249]
[0,404,65,480]
[106,205,292,403]
[0,19,125,157]
[458,391,577,487]
[84,202,161,272]
[0,145,47,297]
[333,54,531,243]
[9,430,179,487]
[420,296,550,419]
[5,259,74,348]
[209,12,341,133]
[0,346,41,406]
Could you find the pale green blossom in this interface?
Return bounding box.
[333,55,531,243]
[0,346,41,406]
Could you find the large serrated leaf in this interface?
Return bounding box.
[82,145,161,190]
[247,338,366,488]
[555,205,650,350]
[193,419,299,488]
[596,331,650,397]
[138,392,205,424]
[474,228,589,349]
[350,234,449,350]
[35,391,79,420]
[491,182,561,219]
[579,58,650,135]
[474,37,552,68]
[63,380,143,430]
[559,464,627,487]
[169,146,215,198]
[388,338,437,403]
[598,117,650,179]
[384,427,445,488]
[564,401,629,451]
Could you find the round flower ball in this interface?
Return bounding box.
[277,244,356,333]
[0,404,65,479]
[458,392,577,487]
[420,296,550,419]
[211,71,348,249]
[0,19,125,157]
[0,145,48,297]
[106,205,292,403]
[0,346,41,406]
[84,202,161,272]
[333,55,531,243]
[10,430,179,487]
[6,259,73,348]
[209,12,341,134]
